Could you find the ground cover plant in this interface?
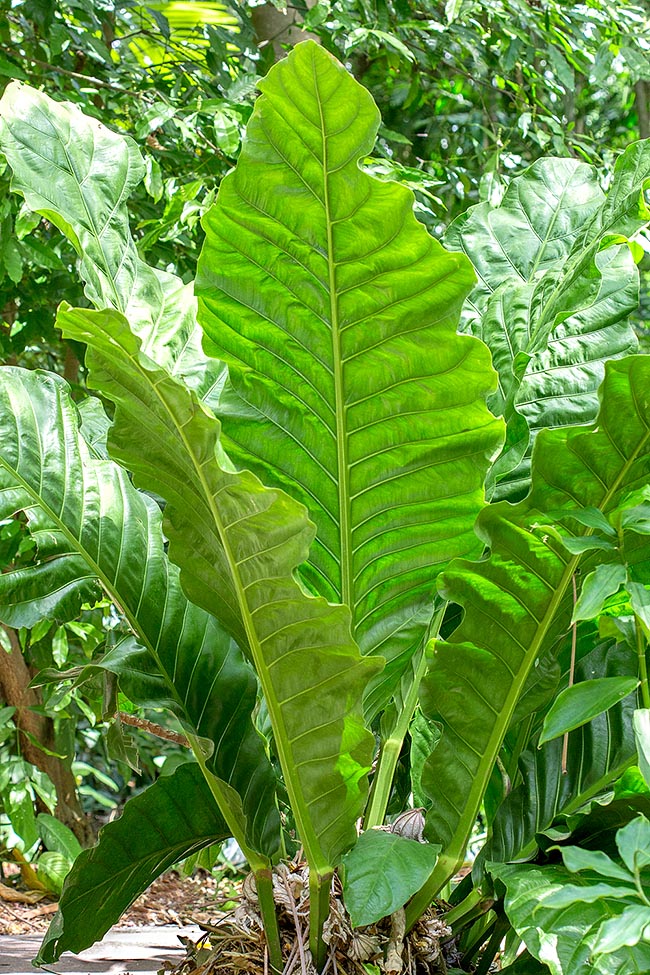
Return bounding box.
[0,39,650,974]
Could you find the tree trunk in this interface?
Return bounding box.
[0,624,94,845]
[251,2,318,61]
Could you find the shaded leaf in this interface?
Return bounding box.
[37,764,229,963]
[0,367,280,859]
[416,357,650,905]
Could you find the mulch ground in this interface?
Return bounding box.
[0,869,231,937]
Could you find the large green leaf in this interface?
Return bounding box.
[37,763,229,963]
[0,367,279,858]
[445,158,605,324]
[407,356,650,920]
[195,40,504,710]
[446,155,643,499]
[480,640,640,872]
[0,82,222,404]
[55,302,381,893]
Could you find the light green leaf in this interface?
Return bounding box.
[572,563,627,622]
[616,813,650,873]
[341,830,440,927]
[213,109,240,155]
[4,783,39,851]
[52,626,69,667]
[37,814,82,862]
[560,847,633,883]
[56,301,381,886]
[558,535,616,555]
[627,582,650,634]
[0,82,223,406]
[544,882,636,908]
[411,357,650,915]
[446,156,642,499]
[196,40,503,715]
[539,677,639,745]
[556,507,618,536]
[37,764,230,963]
[445,0,463,22]
[37,852,71,895]
[595,904,650,954]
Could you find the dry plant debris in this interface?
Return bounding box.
[0,869,224,936]
[168,859,456,975]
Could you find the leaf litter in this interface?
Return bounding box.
[166,856,458,975]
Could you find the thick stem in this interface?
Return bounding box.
[404,852,456,930]
[364,737,402,830]
[309,868,332,972]
[189,736,283,971]
[561,575,578,774]
[636,81,650,140]
[364,605,446,829]
[443,887,484,931]
[636,617,650,710]
[255,867,284,973]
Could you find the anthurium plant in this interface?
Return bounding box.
[0,40,650,974]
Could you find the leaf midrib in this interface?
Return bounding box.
[436,415,650,885]
[124,338,331,873]
[313,52,352,613]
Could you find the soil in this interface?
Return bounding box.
[0,870,231,938]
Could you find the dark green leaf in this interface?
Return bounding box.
[37,764,229,963]
[342,830,440,927]
[539,677,639,745]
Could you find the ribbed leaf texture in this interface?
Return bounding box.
[195,41,503,712]
[418,356,650,896]
[57,302,381,872]
[446,155,643,499]
[0,367,279,857]
[491,859,650,975]
[479,640,639,873]
[37,763,229,963]
[0,81,222,403]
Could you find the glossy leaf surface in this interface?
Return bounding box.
[0,367,279,858]
[37,763,229,962]
[539,677,639,745]
[416,356,650,904]
[491,817,650,975]
[482,640,639,869]
[447,155,643,498]
[196,40,503,710]
[0,82,222,403]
